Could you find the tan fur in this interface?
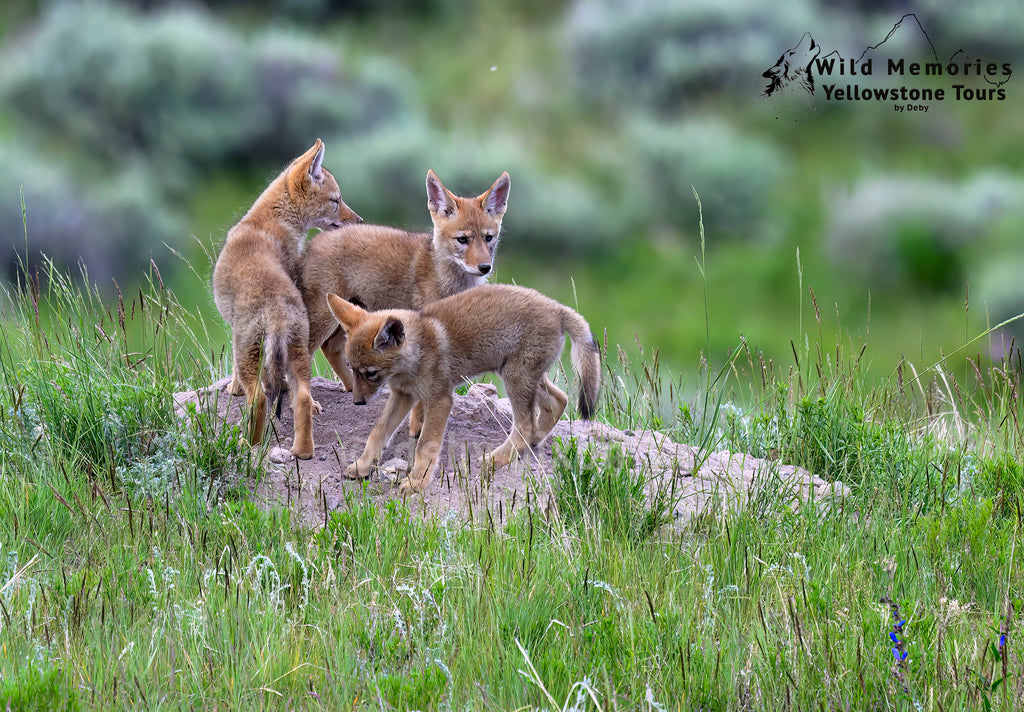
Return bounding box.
[212,139,361,459]
[326,284,601,494]
[302,170,510,394]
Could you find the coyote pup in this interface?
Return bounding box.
[302,169,510,392]
[213,139,361,459]
[326,284,601,494]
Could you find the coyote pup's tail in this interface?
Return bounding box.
[562,309,601,419]
[263,330,289,418]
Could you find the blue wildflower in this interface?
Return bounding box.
[881,595,910,694]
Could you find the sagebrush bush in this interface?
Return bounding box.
[0,142,182,286]
[826,171,1024,293]
[183,0,477,21]
[0,2,413,181]
[918,0,1024,56]
[0,143,93,281]
[628,117,790,241]
[0,1,417,282]
[974,252,1024,355]
[0,3,255,172]
[330,120,627,249]
[246,32,415,166]
[565,0,818,112]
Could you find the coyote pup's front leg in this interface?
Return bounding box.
[398,395,452,494]
[345,390,415,480]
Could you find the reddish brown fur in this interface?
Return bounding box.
[213,139,361,459]
[302,170,510,393]
[327,284,600,494]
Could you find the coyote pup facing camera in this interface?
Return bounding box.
[302,169,510,392]
[213,139,361,459]
[326,284,601,495]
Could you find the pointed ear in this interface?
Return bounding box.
[426,169,457,218]
[291,139,325,189]
[326,292,365,333]
[479,171,510,217]
[373,317,405,352]
[308,140,326,184]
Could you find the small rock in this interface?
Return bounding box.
[379,458,409,474]
[268,447,294,464]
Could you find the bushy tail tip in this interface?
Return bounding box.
[569,325,600,420]
[264,332,289,418]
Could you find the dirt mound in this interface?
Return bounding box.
[174,376,848,528]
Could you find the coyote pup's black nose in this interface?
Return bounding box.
[478,263,491,275]
[353,397,366,406]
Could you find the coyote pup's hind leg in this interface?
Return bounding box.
[233,337,268,446]
[287,335,317,460]
[532,376,568,447]
[488,379,538,467]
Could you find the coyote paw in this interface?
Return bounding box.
[227,376,245,396]
[398,477,423,495]
[311,398,322,415]
[290,442,314,460]
[345,461,372,480]
[486,446,516,469]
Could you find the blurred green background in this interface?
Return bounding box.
[1,0,1022,391]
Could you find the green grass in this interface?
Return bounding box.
[0,255,1022,709]
[3,2,1023,705]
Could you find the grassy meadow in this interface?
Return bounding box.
[2,1,1024,709]
[0,252,1021,710]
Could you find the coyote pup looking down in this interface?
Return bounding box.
[326,284,601,495]
[302,169,510,392]
[213,139,361,459]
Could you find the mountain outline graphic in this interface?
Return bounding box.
[762,13,1011,98]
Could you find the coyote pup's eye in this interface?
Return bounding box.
[483,232,495,243]
[455,235,468,245]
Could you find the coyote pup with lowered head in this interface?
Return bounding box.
[326,284,601,494]
[213,139,361,459]
[302,169,510,392]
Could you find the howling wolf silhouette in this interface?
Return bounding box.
[762,33,821,97]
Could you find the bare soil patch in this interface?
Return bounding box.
[174,376,848,528]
